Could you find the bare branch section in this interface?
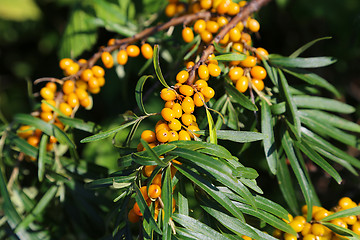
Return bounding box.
[186,0,272,85]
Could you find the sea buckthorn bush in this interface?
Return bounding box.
[1,0,360,239]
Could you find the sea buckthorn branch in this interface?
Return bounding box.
[186,0,272,85]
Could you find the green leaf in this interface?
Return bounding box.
[178,180,189,215]
[269,55,337,68]
[231,201,297,235]
[278,69,301,137]
[80,119,138,143]
[295,141,342,184]
[38,134,48,182]
[0,0,41,21]
[262,59,278,86]
[290,36,332,58]
[281,130,313,221]
[205,108,217,144]
[134,184,162,234]
[226,101,239,130]
[282,68,341,97]
[15,185,58,233]
[271,102,286,115]
[173,214,232,240]
[277,154,300,215]
[162,166,173,235]
[135,75,153,115]
[301,127,360,170]
[213,53,246,61]
[57,116,98,133]
[196,130,265,143]
[14,114,75,148]
[85,175,136,189]
[322,206,360,222]
[321,222,360,239]
[92,0,130,26]
[293,96,355,114]
[199,200,259,239]
[174,164,244,221]
[299,110,360,133]
[153,45,170,88]
[59,7,97,58]
[183,35,201,60]
[261,100,277,174]
[224,82,257,111]
[213,42,226,53]
[140,139,167,167]
[299,112,360,150]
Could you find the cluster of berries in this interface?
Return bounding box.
[172,0,270,94]
[273,197,360,240]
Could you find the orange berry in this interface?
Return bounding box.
[164,101,175,109]
[41,99,56,112]
[40,87,54,100]
[187,125,200,138]
[176,70,189,84]
[74,88,88,101]
[247,18,260,32]
[311,223,326,236]
[160,88,177,101]
[76,80,87,90]
[126,45,140,57]
[200,0,212,9]
[161,108,175,121]
[181,114,193,126]
[330,218,348,229]
[206,21,219,34]
[229,67,244,82]
[78,59,87,64]
[141,43,153,59]
[194,19,206,34]
[179,85,194,96]
[117,49,128,65]
[141,130,156,143]
[155,120,171,133]
[289,220,304,232]
[182,27,194,43]
[59,102,72,116]
[65,62,80,76]
[313,209,331,221]
[97,77,105,87]
[59,58,73,70]
[67,93,79,108]
[240,56,257,68]
[200,30,213,43]
[80,69,93,81]
[101,51,114,68]
[339,197,356,209]
[217,16,229,27]
[168,119,182,131]
[283,233,297,240]
[152,173,162,186]
[17,125,34,139]
[352,221,360,235]
[172,103,182,118]
[62,80,75,95]
[193,92,205,107]
[229,27,241,42]
[235,76,249,93]
[80,96,91,108]
[251,78,264,91]
[241,32,252,44]
[227,2,240,15]
[40,111,53,122]
[27,135,40,147]
[343,215,357,225]
[88,87,100,94]
[148,185,161,199]
[107,38,115,46]
[178,130,191,140]
[250,66,267,80]
[91,66,105,78]
[200,86,215,99]
[208,63,221,77]
[168,130,179,142]
[88,77,100,89]
[186,61,195,69]
[49,135,57,144]
[198,65,209,80]
[303,234,316,240]
[256,47,269,60]
[133,202,142,216]
[216,0,230,14]
[232,43,244,53]
[181,97,195,114]
[219,33,229,45]
[143,165,156,178]
[45,82,57,92]
[128,208,140,223]
[156,129,170,143]
[195,80,208,89]
[165,3,177,17]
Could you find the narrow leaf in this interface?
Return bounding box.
[140,139,167,167]
[38,134,48,182]
[293,96,355,114]
[321,222,360,239]
[225,82,257,111]
[205,108,217,144]
[81,119,138,143]
[290,36,332,58]
[196,130,264,143]
[213,53,246,61]
[85,175,136,189]
[162,166,173,235]
[270,55,337,68]
[322,206,360,222]
[153,45,170,88]
[135,75,153,115]
[261,99,277,174]
[57,116,98,133]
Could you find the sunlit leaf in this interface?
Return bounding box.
[213,53,246,61]
[153,45,170,88]
[290,37,332,58]
[225,82,257,111]
[269,55,336,68]
[293,96,355,114]
[205,108,217,144]
[196,130,265,143]
[38,134,48,182]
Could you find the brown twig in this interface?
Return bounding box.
[186,0,272,85]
